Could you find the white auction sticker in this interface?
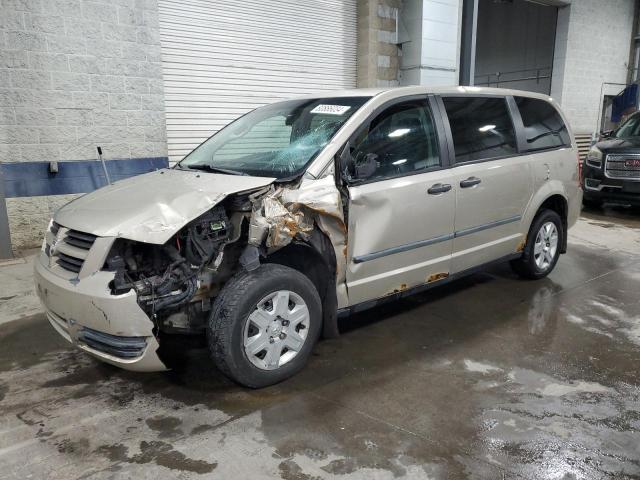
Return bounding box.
[310,104,351,115]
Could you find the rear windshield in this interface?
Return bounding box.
[178,96,370,178]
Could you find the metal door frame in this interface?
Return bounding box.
[460,0,570,87]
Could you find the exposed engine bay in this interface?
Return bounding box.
[101,180,346,338]
[105,202,241,334]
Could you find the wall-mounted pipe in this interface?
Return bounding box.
[627,0,640,84]
[97,146,112,186]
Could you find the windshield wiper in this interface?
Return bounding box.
[180,164,248,176]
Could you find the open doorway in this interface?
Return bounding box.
[473,0,558,94]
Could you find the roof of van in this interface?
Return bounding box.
[296,85,554,102]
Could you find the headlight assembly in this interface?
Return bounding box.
[585,146,603,168]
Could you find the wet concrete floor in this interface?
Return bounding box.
[1,208,640,479]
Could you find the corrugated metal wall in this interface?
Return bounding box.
[158,0,358,163]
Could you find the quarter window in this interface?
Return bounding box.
[515,97,570,150]
[442,97,517,163]
[350,100,440,182]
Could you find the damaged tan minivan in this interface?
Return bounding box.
[34,86,581,387]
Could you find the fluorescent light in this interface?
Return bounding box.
[478,124,496,132]
[388,128,411,138]
[392,159,407,165]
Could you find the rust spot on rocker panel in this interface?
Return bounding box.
[516,237,527,252]
[386,283,408,296]
[427,272,449,283]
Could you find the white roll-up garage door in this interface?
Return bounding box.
[158,0,358,162]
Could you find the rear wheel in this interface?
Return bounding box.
[207,264,322,388]
[511,209,563,280]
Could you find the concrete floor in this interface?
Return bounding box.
[1,208,640,479]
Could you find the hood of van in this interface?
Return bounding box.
[54,168,275,244]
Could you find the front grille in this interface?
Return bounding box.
[65,229,97,249]
[45,224,97,274]
[605,154,640,180]
[78,327,147,359]
[57,252,84,273]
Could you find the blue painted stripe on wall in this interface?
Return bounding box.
[1,157,169,198]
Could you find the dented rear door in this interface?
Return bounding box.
[345,96,455,306]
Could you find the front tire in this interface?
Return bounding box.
[510,209,563,280]
[207,264,322,388]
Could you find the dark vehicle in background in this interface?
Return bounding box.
[583,111,640,207]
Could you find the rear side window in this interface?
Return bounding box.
[515,97,570,151]
[442,97,516,163]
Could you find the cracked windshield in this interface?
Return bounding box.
[178,96,370,178]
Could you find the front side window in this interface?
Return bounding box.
[515,97,570,150]
[348,99,440,182]
[442,96,517,163]
[179,96,370,178]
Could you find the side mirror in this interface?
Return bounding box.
[338,142,378,183]
[338,141,355,178]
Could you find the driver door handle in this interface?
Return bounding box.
[460,176,481,188]
[427,183,452,195]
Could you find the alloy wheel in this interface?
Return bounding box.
[533,221,558,271]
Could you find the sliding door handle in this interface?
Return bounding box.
[460,176,481,188]
[427,183,452,194]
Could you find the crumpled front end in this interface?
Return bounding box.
[34,168,350,372]
[34,222,166,371]
[245,175,349,308]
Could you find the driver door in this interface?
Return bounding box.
[344,97,456,305]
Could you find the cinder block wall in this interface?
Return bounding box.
[357,0,401,87]
[551,0,636,135]
[0,0,168,250]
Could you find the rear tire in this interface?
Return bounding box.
[207,264,322,388]
[510,209,563,280]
